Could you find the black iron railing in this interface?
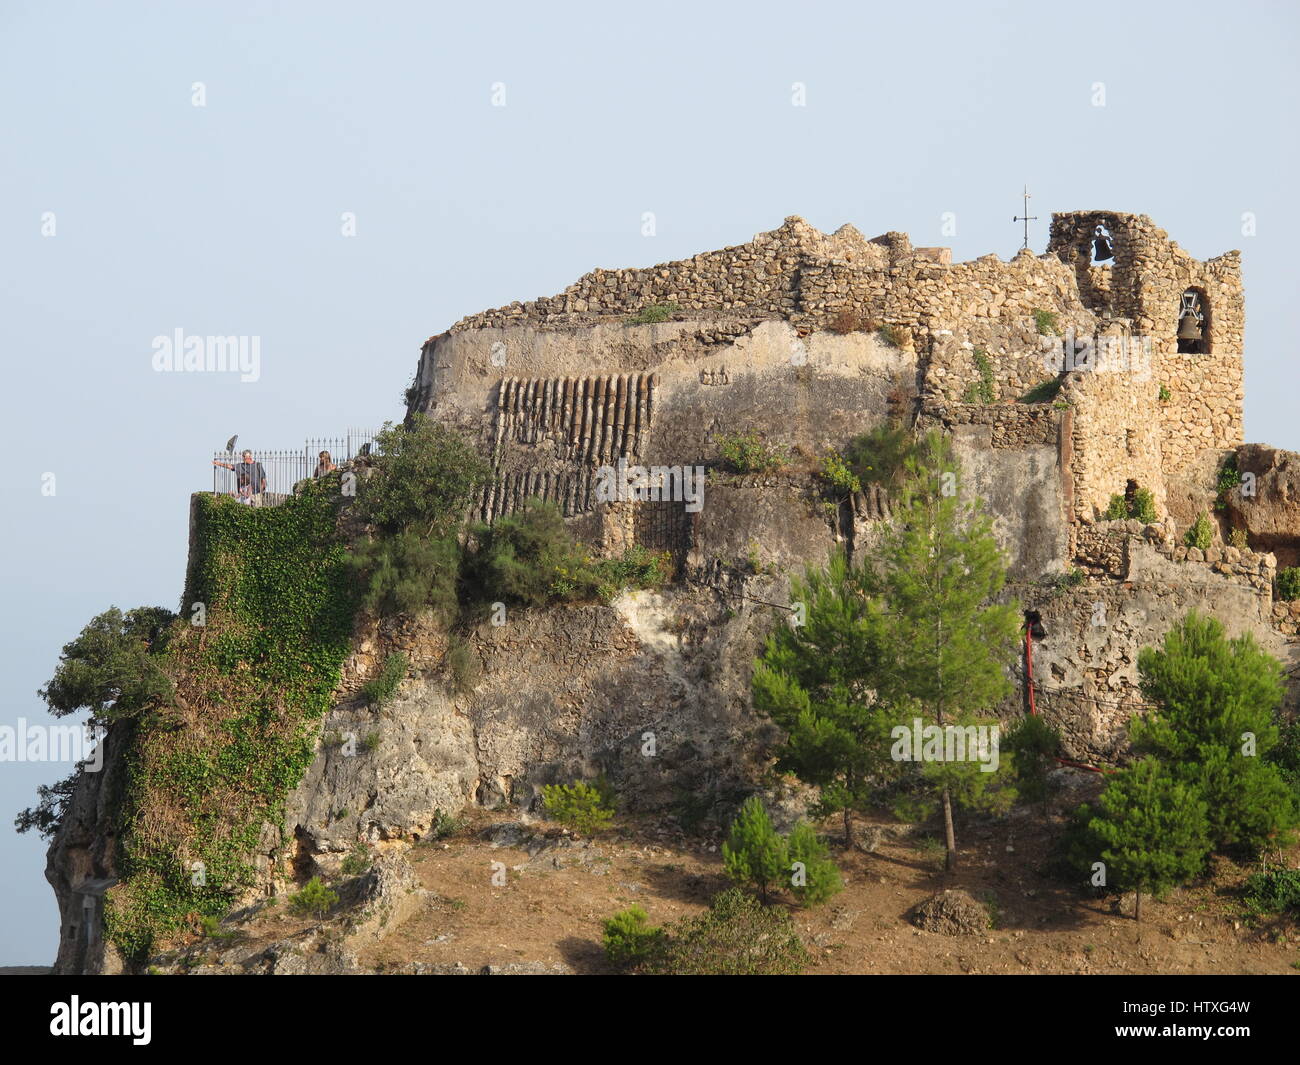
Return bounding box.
[210,429,378,503]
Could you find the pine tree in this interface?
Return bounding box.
[866,432,1021,869]
[895,711,1019,830]
[754,431,1020,867]
[786,821,843,906]
[1133,611,1296,852]
[1089,758,1211,921]
[753,549,897,846]
[722,797,789,903]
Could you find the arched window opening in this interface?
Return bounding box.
[1177,289,1208,354]
[1091,223,1115,265]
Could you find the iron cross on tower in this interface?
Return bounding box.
[1012,185,1038,251]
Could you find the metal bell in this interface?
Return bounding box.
[1092,232,1114,261]
[1177,313,1202,341]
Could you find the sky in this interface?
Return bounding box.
[2,0,1297,964]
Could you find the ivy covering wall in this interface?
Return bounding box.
[104,482,355,959]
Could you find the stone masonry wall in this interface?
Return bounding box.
[1049,211,1245,481]
[414,210,1245,543]
[1062,348,1167,521]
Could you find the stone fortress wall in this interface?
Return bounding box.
[402,210,1295,763]
[410,210,1245,539]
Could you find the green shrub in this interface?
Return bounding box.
[841,423,917,488]
[914,835,948,871]
[878,324,907,349]
[1276,567,1300,602]
[1229,527,1249,551]
[1039,567,1085,593]
[1215,455,1242,513]
[1003,714,1061,803]
[1105,488,1157,524]
[1267,718,1300,790]
[356,415,490,537]
[601,905,666,967]
[346,531,462,619]
[1158,383,1172,402]
[628,302,680,324]
[1131,489,1157,524]
[1018,377,1064,404]
[962,348,995,405]
[641,889,810,975]
[786,821,843,907]
[722,796,788,903]
[1242,868,1300,917]
[716,431,788,474]
[340,842,372,877]
[541,780,615,835]
[1051,801,1112,891]
[1033,308,1061,336]
[444,634,481,693]
[429,808,467,840]
[1184,512,1213,550]
[289,877,339,919]
[466,500,591,606]
[818,451,861,497]
[466,501,669,607]
[361,652,408,708]
[588,545,673,603]
[198,914,237,941]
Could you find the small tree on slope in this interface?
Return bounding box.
[722,797,788,904]
[1089,757,1211,921]
[1132,611,1295,853]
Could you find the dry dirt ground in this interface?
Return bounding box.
[340,805,1300,976]
[158,785,1300,976]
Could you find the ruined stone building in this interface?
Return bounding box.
[403,211,1297,762]
[47,212,1300,974]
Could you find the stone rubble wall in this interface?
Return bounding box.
[1073,518,1280,608]
[450,217,896,330]
[924,333,1071,408]
[1063,355,1167,521]
[1227,444,1300,568]
[926,402,1062,448]
[1050,211,1245,480]
[421,211,1244,540]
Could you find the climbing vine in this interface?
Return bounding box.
[104,481,356,961]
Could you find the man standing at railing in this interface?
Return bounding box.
[213,449,267,506]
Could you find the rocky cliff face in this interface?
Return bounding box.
[44,216,1300,972]
[46,725,130,974]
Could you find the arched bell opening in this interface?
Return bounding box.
[1091,223,1115,265]
[1176,288,1210,354]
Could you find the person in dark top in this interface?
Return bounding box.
[213,449,267,505]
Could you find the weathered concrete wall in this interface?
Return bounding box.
[948,422,1069,582]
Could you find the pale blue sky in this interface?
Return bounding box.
[2,0,1297,963]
